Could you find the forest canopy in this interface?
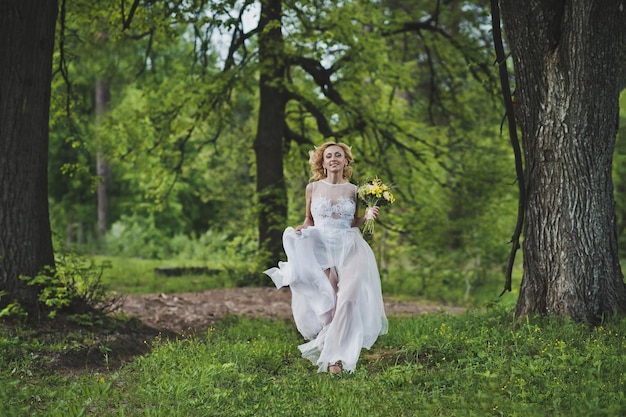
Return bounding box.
[45,0,626,305]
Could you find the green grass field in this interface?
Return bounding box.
[2,309,625,416]
[1,256,624,416]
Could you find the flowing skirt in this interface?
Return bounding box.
[264,226,388,373]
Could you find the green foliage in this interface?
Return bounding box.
[1,310,625,416]
[279,1,516,300]
[21,269,71,317]
[613,89,626,250]
[100,210,267,290]
[15,251,112,320]
[105,214,169,259]
[45,0,523,299]
[96,233,268,294]
[0,300,27,320]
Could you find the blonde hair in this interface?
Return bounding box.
[308,141,354,181]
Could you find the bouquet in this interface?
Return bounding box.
[357,177,395,235]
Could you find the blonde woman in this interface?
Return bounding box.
[265,141,388,374]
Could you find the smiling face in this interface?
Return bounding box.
[309,141,354,181]
[323,145,347,175]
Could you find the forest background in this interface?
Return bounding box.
[2,1,626,415]
[46,0,626,308]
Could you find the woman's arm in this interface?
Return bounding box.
[352,199,379,228]
[295,184,314,232]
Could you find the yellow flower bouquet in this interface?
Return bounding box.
[357,177,395,234]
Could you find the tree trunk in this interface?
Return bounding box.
[0,0,58,317]
[96,79,111,241]
[500,0,626,323]
[253,0,288,265]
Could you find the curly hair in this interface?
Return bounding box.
[308,141,354,181]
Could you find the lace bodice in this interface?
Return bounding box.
[310,180,357,229]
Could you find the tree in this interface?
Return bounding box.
[95,32,112,242]
[50,0,516,300]
[497,0,626,322]
[95,80,111,242]
[254,0,288,263]
[0,0,58,317]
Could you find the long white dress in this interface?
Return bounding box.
[264,180,388,373]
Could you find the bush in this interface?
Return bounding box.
[6,250,115,322]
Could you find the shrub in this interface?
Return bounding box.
[10,250,115,322]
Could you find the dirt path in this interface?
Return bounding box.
[118,287,465,334]
[46,288,465,373]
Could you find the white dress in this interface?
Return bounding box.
[264,180,388,373]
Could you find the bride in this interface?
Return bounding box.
[264,141,388,374]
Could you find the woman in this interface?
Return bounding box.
[264,141,388,374]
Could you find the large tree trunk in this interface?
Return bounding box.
[253,0,288,265]
[500,1,626,323]
[0,0,58,317]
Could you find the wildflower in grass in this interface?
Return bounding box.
[357,177,395,234]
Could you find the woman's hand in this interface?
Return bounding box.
[364,206,380,220]
[295,216,314,233]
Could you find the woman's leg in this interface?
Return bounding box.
[318,267,338,326]
[325,267,339,294]
[324,267,343,374]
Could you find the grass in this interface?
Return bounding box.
[1,254,623,416]
[1,309,625,417]
[94,254,519,309]
[94,255,240,295]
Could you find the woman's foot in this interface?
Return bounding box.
[328,362,342,375]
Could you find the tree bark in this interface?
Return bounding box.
[253,0,288,265]
[0,0,58,317]
[96,79,111,241]
[499,0,626,323]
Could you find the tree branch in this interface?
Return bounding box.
[284,126,314,146]
[121,0,141,31]
[491,0,526,296]
[134,28,154,77]
[285,91,334,137]
[292,56,348,106]
[223,1,259,71]
[383,8,498,97]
